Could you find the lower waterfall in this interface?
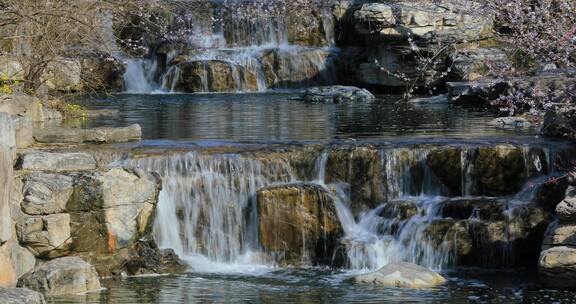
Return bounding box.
[116,144,563,273]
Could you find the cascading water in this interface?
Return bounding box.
[312,146,561,272]
[118,152,296,272]
[122,1,339,93]
[113,144,567,274]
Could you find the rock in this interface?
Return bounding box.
[379,200,419,220]
[257,183,342,265]
[557,186,576,221]
[81,57,126,92]
[21,173,74,215]
[0,94,44,122]
[261,48,337,88]
[542,221,576,249]
[40,107,62,121]
[323,147,385,212]
[539,246,576,289]
[18,256,101,296]
[16,213,71,257]
[0,241,36,286]
[408,94,448,104]
[543,104,576,139]
[302,86,375,103]
[440,198,505,221]
[41,60,82,92]
[11,115,34,149]
[68,168,160,254]
[172,60,258,93]
[18,152,97,171]
[447,81,508,105]
[0,56,25,79]
[0,119,14,244]
[426,148,462,195]
[472,145,528,196]
[353,262,446,288]
[451,48,508,81]
[33,124,142,144]
[0,287,46,304]
[0,112,16,153]
[490,117,532,129]
[85,109,119,118]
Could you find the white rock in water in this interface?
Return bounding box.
[354,262,446,288]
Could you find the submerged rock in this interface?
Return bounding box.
[302,86,375,103]
[0,287,45,304]
[257,183,342,266]
[18,256,101,296]
[353,262,446,288]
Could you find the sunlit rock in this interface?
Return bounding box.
[0,287,45,304]
[18,257,101,296]
[353,262,446,288]
[257,183,342,266]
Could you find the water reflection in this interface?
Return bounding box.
[47,270,575,304]
[72,93,532,143]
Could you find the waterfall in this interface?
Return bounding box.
[109,144,569,273]
[123,59,159,93]
[120,1,339,93]
[119,152,295,271]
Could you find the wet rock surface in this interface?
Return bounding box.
[257,183,343,266]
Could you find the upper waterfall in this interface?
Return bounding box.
[122,0,339,93]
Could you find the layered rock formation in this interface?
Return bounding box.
[539,185,576,289]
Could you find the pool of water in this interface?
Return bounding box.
[71,92,536,143]
[47,268,575,304]
[57,92,576,304]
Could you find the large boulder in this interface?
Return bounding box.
[33,124,142,144]
[18,152,97,172]
[18,257,101,296]
[257,183,342,266]
[353,262,446,288]
[542,221,576,249]
[67,168,160,255]
[302,86,375,103]
[539,246,576,289]
[0,287,45,304]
